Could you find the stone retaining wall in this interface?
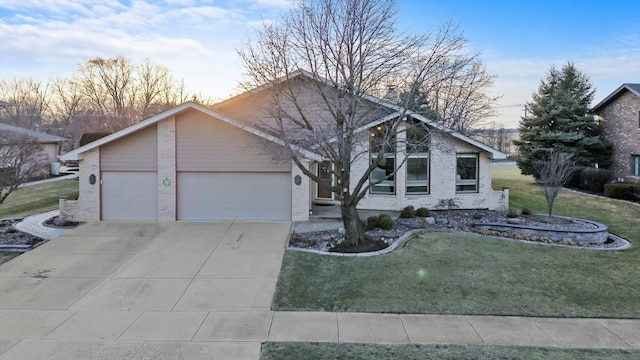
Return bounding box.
[473,217,609,245]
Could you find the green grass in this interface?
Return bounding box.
[273,165,640,318]
[0,180,79,219]
[0,252,18,266]
[261,343,640,360]
[492,165,640,242]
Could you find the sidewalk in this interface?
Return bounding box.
[1,219,639,359]
[13,210,69,240]
[268,311,640,349]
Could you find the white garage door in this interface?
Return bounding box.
[177,172,291,221]
[101,171,158,220]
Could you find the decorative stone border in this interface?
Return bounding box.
[287,229,424,257]
[473,216,609,245]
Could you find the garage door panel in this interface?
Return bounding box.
[178,172,291,221]
[102,172,157,221]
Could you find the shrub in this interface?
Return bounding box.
[506,208,518,218]
[400,205,416,218]
[79,131,112,146]
[578,167,614,193]
[378,214,394,230]
[521,207,533,215]
[604,183,640,201]
[566,165,587,189]
[472,213,484,220]
[365,216,379,230]
[416,207,430,217]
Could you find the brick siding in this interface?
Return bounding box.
[598,91,640,178]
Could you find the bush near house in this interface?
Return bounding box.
[377,214,394,230]
[604,183,640,201]
[365,216,379,230]
[567,166,613,194]
[400,205,415,218]
[79,131,112,146]
[416,207,430,217]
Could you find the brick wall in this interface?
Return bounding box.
[60,148,100,221]
[157,116,176,221]
[354,130,509,212]
[291,160,310,221]
[598,91,640,178]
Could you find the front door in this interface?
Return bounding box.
[317,160,333,199]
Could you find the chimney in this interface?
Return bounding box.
[384,85,399,103]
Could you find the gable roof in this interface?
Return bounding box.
[60,101,322,162]
[0,122,68,144]
[215,70,507,159]
[591,83,640,113]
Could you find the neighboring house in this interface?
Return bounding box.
[0,122,68,175]
[591,83,640,180]
[59,73,508,222]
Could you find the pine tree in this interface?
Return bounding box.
[515,62,612,178]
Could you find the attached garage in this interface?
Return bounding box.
[58,102,314,223]
[175,109,293,221]
[101,171,157,220]
[100,125,158,221]
[177,172,291,221]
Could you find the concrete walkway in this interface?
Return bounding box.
[14,210,68,240]
[0,222,639,359]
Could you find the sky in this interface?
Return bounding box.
[1,0,639,128]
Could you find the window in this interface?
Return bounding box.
[456,153,478,193]
[406,120,429,193]
[370,123,395,194]
[633,155,640,176]
[406,155,429,193]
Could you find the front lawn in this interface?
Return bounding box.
[262,343,640,360]
[0,180,79,219]
[272,165,640,318]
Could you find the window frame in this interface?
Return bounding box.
[406,153,429,194]
[456,153,479,193]
[633,155,640,177]
[369,124,396,195]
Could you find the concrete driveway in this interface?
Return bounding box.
[0,221,291,359]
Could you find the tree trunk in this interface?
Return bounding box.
[341,203,365,247]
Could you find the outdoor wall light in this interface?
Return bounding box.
[294,175,302,185]
[89,174,96,185]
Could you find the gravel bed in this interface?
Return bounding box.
[289,210,627,252]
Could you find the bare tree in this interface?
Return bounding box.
[74,56,190,132]
[0,78,52,129]
[533,150,575,216]
[0,134,47,204]
[239,0,471,245]
[404,60,500,133]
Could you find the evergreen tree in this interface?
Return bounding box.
[515,62,612,178]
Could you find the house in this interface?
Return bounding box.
[591,84,640,180]
[0,122,68,175]
[59,73,508,222]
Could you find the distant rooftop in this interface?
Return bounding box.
[0,122,68,143]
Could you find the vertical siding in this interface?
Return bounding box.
[101,125,158,171]
[175,109,289,172]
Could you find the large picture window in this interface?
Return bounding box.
[633,155,640,176]
[456,153,478,193]
[370,124,395,194]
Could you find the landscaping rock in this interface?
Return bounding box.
[435,218,449,225]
